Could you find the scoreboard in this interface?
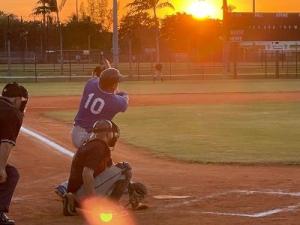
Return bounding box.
[226,13,300,42]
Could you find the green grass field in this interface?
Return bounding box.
[2,79,300,96]
[44,102,300,164]
[2,79,300,164]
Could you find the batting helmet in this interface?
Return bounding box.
[99,68,124,88]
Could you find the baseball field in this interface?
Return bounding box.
[2,79,300,225]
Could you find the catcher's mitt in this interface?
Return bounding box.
[128,182,148,210]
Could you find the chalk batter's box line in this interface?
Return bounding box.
[21,127,75,158]
[201,203,300,218]
[20,126,300,218]
[162,190,300,218]
[164,190,300,209]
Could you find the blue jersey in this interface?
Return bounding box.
[74,78,128,132]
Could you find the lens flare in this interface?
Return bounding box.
[99,212,113,223]
[81,196,136,225]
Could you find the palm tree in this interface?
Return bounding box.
[33,1,51,25]
[33,1,52,61]
[120,11,155,74]
[34,0,63,72]
[127,0,175,63]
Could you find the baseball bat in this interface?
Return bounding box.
[104,59,112,68]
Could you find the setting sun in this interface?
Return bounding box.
[186,0,218,19]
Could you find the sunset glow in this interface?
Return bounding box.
[186,0,218,19]
[3,0,300,21]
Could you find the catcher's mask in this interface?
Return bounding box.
[92,120,120,147]
[2,82,29,113]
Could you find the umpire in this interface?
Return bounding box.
[0,82,28,225]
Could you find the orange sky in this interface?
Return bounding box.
[2,0,300,21]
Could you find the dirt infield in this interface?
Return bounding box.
[28,91,300,110]
[9,92,300,225]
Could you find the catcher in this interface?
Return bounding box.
[62,120,147,216]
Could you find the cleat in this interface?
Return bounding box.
[55,184,68,198]
[0,213,15,225]
[63,193,77,216]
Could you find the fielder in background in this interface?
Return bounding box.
[72,67,129,148]
[63,120,147,216]
[153,63,164,83]
[0,83,29,225]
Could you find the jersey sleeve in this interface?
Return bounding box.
[0,112,22,146]
[81,81,90,100]
[115,94,129,112]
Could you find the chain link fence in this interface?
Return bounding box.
[1,47,300,82]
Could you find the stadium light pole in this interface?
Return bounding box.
[7,15,11,76]
[76,0,79,21]
[222,0,230,73]
[113,0,119,67]
[55,0,64,75]
[253,0,256,13]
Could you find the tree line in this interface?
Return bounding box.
[0,0,224,62]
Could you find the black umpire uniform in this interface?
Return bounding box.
[0,83,28,225]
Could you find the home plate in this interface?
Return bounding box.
[154,195,192,200]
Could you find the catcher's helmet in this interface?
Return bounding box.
[92,120,120,147]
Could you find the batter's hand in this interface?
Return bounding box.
[0,169,7,183]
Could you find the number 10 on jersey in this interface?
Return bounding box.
[84,93,105,115]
